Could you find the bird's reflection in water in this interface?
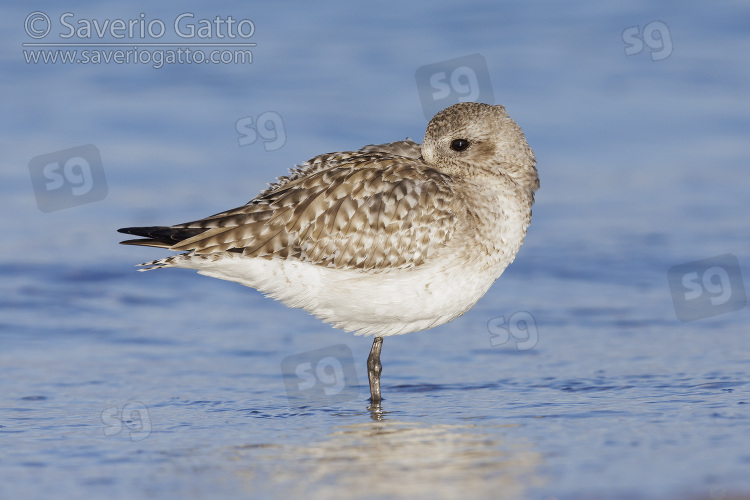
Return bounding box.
[367,402,387,421]
[233,407,543,500]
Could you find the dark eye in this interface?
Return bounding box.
[450,139,470,152]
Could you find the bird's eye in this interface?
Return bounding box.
[450,139,470,152]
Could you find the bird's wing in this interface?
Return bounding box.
[255,138,423,199]
[121,155,458,272]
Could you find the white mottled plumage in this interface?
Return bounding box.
[119,102,539,339]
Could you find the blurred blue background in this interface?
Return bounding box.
[1,1,749,499]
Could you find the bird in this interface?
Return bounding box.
[118,102,539,405]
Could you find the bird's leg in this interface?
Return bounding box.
[367,336,384,405]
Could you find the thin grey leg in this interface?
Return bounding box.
[367,337,383,404]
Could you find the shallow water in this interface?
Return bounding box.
[2,1,750,499]
[3,236,749,500]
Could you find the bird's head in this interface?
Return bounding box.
[421,102,539,195]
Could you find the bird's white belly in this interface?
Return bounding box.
[193,253,500,336]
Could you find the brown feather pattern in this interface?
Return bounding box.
[163,145,458,272]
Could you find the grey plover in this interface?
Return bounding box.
[118,102,539,404]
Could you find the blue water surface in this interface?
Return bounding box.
[1,1,749,499]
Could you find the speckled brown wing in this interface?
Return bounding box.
[255,138,423,199]
[167,155,458,272]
